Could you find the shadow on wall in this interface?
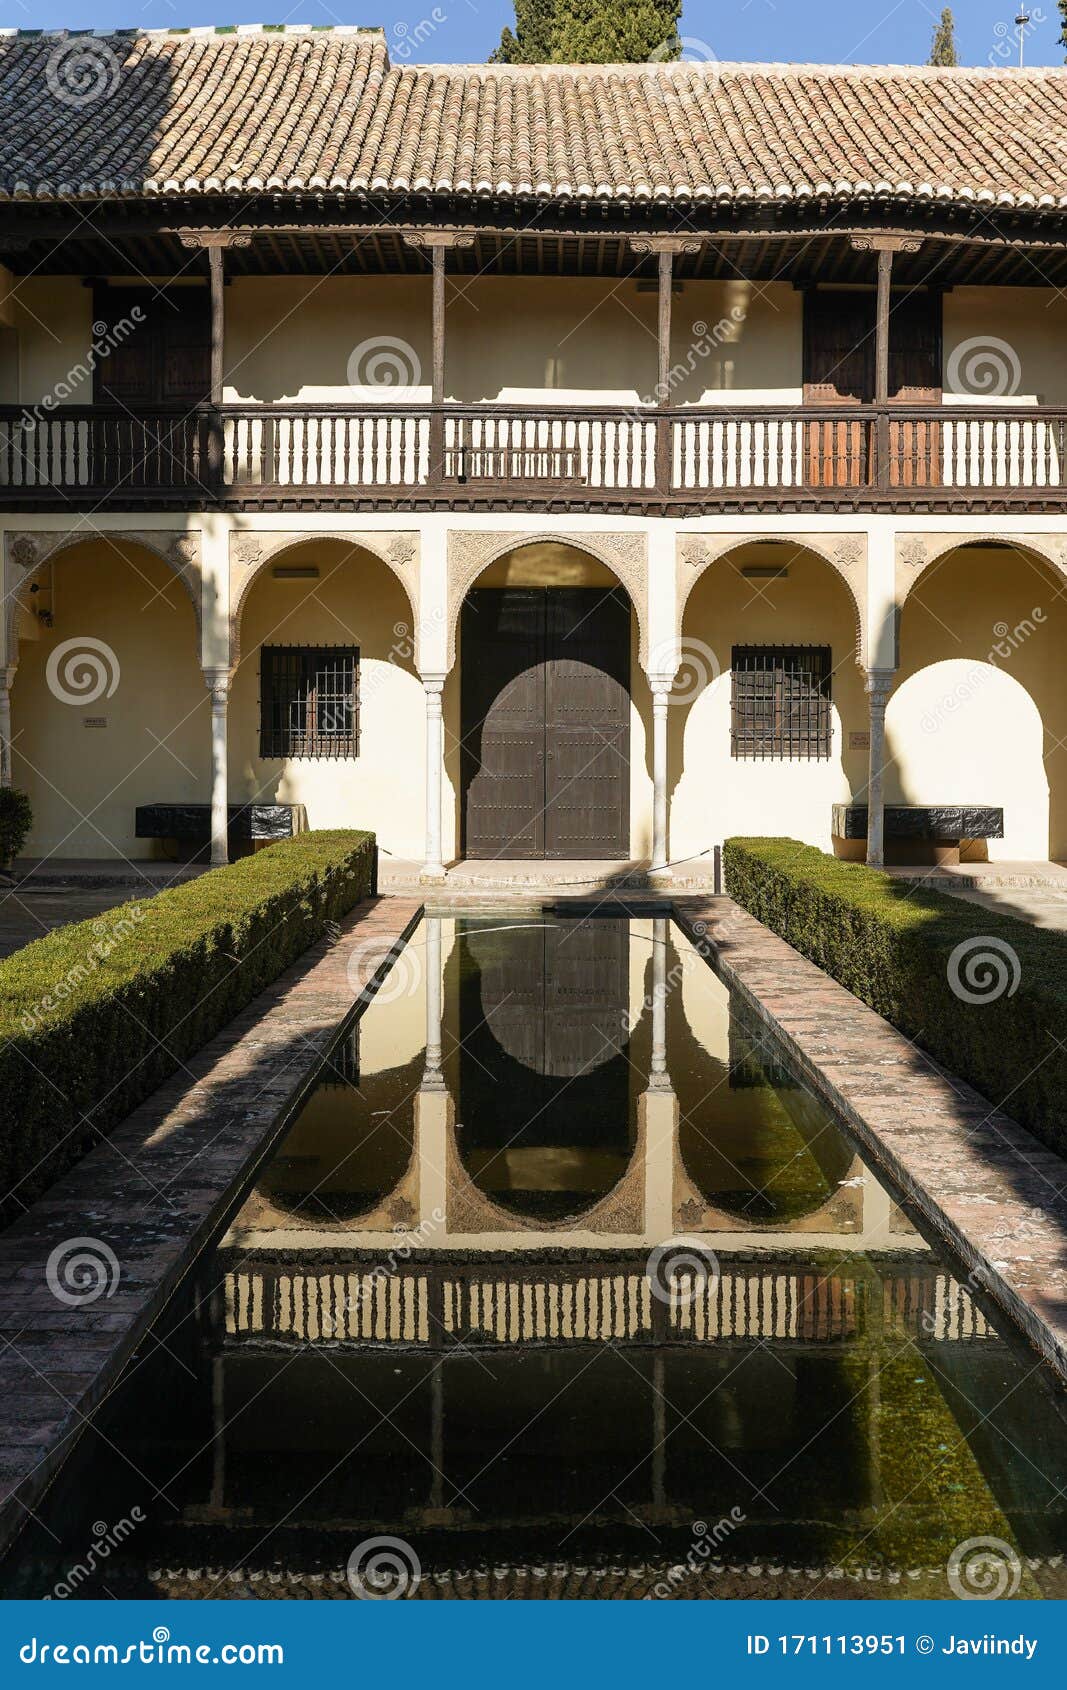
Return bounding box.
[884,545,1065,863]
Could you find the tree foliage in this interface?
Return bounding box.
[492,0,682,64]
[928,7,959,67]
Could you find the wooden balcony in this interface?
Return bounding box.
[3,401,1067,513]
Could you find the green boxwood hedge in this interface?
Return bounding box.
[723,837,1067,1156]
[0,830,375,1220]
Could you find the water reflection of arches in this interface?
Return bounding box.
[249,1027,423,1229]
[644,924,857,1227]
[448,918,636,1224]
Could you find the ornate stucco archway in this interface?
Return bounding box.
[445,530,649,671]
[227,529,420,665]
[895,531,1067,608]
[676,532,867,668]
[4,528,202,655]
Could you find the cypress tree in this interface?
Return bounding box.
[928,7,959,67]
[492,0,681,63]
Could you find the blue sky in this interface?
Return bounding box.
[5,0,1065,69]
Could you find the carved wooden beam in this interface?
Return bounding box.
[176,231,253,250]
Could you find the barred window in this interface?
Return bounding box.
[260,646,359,759]
[731,646,832,760]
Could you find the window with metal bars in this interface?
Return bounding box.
[731,645,832,760]
[259,646,359,759]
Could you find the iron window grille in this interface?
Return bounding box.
[260,646,359,759]
[731,645,832,761]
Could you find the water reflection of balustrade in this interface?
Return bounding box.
[221,1257,994,1349]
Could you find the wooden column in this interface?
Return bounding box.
[209,245,225,406]
[178,230,251,488]
[402,233,474,487]
[630,237,701,497]
[850,234,922,490]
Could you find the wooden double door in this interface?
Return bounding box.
[461,587,631,859]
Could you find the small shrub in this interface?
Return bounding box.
[723,837,1067,1155]
[0,829,375,1220]
[0,788,32,868]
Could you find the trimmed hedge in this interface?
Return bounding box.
[0,788,32,868]
[0,830,375,1220]
[723,838,1067,1156]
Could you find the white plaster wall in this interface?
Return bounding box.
[11,541,206,858]
[668,546,866,863]
[942,288,1067,405]
[4,275,798,410]
[230,541,427,861]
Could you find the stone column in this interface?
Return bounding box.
[421,675,447,883]
[865,668,895,868]
[0,664,15,788]
[649,915,671,1090]
[649,680,673,882]
[204,665,231,867]
[423,916,445,1088]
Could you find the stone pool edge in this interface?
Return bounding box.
[673,895,1067,1388]
[0,895,423,1561]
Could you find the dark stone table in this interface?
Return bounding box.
[831,804,1004,842]
[135,803,307,854]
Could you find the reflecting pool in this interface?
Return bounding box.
[3,915,1066,1601]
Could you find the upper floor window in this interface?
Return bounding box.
[92,284,210,405]
[731,646,832,761]
[803,288,942,404]
[259,646,359,760]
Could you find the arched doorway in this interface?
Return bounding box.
[457,542,636,859]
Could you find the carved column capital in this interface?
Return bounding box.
[203,665,233,707]
[865,668,896,710]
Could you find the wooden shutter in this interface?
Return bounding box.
[803,290,875,404]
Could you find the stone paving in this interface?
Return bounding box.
[0,894,421,1558]
[674,896,1067,1387]
[0,884,149,962]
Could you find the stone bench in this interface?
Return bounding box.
[832,804,1003,866]
[135,803,308,860]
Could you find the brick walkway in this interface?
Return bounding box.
[0,895,421,1557]
[674,897,1067,1386]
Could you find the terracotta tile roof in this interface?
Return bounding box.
[2,26,1067,213]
